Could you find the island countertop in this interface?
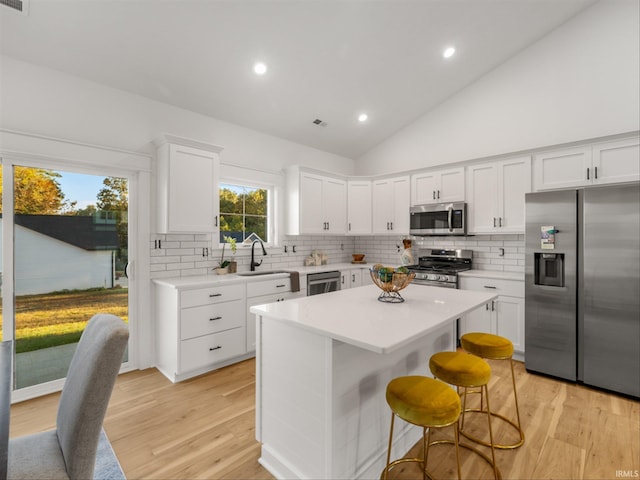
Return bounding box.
[251,284,496,354]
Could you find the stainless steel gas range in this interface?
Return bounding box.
[407,249,472,288]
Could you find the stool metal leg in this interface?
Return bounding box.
[483,384,499,480]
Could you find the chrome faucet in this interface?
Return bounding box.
[250,239,268,271]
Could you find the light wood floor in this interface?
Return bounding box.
[9,357,639,479]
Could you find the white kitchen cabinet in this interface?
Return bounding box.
[155,134,223,234]
[155,281,248,382]
[347,180,372,235]
[458,276,524,360]
[286,168,347,235]
[411,168,464,205]
[246,276,293,352]
[340,268,363,289]
[466,156,531,234]
[533,135,640,190]
[372,176,410,235]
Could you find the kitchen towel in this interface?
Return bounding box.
[289,271,300,292]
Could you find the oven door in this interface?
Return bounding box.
[307,271,341,296]
[410,202,466,235]
[412,278,458,289]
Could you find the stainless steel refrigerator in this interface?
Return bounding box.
[525,184,640,397]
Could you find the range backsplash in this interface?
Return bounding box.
[150,234,524,279]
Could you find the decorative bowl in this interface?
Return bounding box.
[352,253,365,262]
[369,267,415,303]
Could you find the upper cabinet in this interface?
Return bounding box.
[466,156,531,234]
[411,167,465,206]
[155,135,223,234]
[533,136,640,191]
[286,168,347,235]
[347,180,372,235]
[372,176,410,235]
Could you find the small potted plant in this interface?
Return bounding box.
[214,239,232,275]
[224,235,238,273]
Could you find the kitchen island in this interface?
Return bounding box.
[251,283,497,480]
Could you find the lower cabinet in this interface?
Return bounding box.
[155,281,249,383]
[246,277,293,352]
[340,268,363,289]
[458,276,525,360]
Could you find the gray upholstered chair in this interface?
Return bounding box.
[8,314,129,480]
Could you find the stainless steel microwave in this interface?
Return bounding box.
[409,202,467,236]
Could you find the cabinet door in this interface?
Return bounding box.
[438,168,465,203]
[466,163,498,234]
[299,173,325,234]
[372,180,394,234]
[458,302,492,339]
[391,176,410,234]
[350,269,363,288]
[162,143,220,233]
[592,137,640,185]
[246,292,292,351]
[495,296,524,354]
[498,156,531,233]
[347,180,372,234]
[533,146,591,190]
[411,172,439,205]
[324,177,347,234]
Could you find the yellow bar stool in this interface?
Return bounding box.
[429,351,501,480]
[460,332,524,449]
[382,376,462,480]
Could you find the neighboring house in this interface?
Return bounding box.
[0,214,120,295]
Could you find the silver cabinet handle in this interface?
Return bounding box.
[209,346,222,351]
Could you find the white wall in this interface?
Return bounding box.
[355,0,640,175]
[0,55,355,176]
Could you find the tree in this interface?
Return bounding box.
[0,166,70,214]
[96,177,129,273]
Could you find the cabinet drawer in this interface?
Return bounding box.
[459,277,524,298]
[181,283,245,308]
[247,277,291,297]
[180,327,245,372]
[181,299,244,340]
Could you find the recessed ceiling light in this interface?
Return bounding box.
[253,62,267,75]
[443,47,456,59]
[358,113,368,122]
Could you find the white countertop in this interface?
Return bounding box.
[251,284,496,354]
[152,263,372,289]
[458,270,524,281]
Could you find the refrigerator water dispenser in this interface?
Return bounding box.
[534,252,565,287]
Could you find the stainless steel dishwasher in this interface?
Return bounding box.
[306,271,341,296]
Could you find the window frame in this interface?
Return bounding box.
[218,179,274,248]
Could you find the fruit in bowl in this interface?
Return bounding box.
[369,265,415,303]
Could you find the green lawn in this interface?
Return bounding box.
[0,288,128,353]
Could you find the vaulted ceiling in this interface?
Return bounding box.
[0,0,597,158]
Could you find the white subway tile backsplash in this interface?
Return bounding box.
[149,232,525,279]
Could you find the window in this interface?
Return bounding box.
[219,183,269,244]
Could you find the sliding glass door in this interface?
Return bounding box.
[1,162,132,391]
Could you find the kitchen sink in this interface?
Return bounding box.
[236,270,290,277]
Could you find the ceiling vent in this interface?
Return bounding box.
[1,0,28,14]
[312,119,328,127]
